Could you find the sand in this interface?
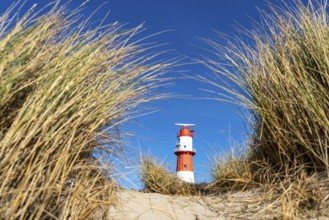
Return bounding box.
[108,190,217,220]
[91,188,329,219]
[103,189,278,219]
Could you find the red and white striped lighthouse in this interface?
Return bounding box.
[174,123,196,183]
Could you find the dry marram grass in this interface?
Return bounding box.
[203,0,329,173]
[202,0,329,218]
[140,157,197,195]
[0,3,169,219]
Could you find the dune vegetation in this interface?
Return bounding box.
[0,3,169,219]
[2,0,329,219]
[140,156,201,195]
[199,0,329,217]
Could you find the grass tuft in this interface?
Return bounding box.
[208,147,254,192]
[203,0,329,181]
[0,2,169,219]
[202,0,329,217]
[140,156,198,195]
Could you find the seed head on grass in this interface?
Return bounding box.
[0,2,170,219]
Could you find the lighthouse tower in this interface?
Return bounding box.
[174,123,196,183]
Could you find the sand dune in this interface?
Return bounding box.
[89,188,329,220]
[108,190,217,219]
[102,189,274,219]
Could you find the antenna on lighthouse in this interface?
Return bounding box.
[175,123,196,127]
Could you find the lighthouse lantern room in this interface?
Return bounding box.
[174,123,196,183]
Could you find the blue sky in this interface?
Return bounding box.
[0,0,306,188]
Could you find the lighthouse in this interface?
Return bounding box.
[174,123,196,183]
